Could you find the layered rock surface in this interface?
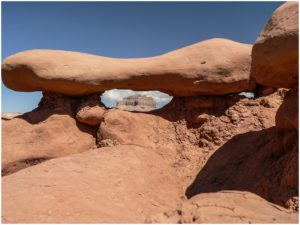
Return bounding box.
[2,38,254,96]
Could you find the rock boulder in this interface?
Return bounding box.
[75,94,106,126]
[251,2,299,89]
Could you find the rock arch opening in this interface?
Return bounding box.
[100,89,173,111]
[1,89,43,116]
[238,92,255,99]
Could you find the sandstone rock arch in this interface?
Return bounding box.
[2,38,255,97]
[1,2,299,223]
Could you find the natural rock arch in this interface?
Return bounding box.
[2,38,255,97]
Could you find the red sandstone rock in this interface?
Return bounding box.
[2,38,254,96]
[2,4,299,220]
[2,89,298,222]
[251,2,299,89]
[273,90,298,157]
[2,92,97,175]
[2,145,183,223]
[276,90,298,132]
[75,94,106,126]
[2,114,96,176]
[76,105,105,126]
[147,191,298,223]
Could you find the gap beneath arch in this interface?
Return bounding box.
[238,92,255,99]
[2,85,43,114]
[100,89,173,111]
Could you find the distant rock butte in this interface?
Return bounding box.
[117,94,156,112]
[1,112,21,120]
[2,38,254,96]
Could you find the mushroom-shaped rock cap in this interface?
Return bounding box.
[251,2,299,89]
[2,38,254,96]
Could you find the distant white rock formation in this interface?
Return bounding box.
[117,94,156,112]
[2,112,22,120]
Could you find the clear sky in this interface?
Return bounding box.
[2,1,284,112]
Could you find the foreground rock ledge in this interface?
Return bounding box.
[2,145,183,223]
[147,191,298,223]
[2,38,254,96]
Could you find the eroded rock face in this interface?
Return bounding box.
[98,109,177,150]
[250,2,299,211]
[99,93,282,154]
[251,2,299,89]
[2,145,183,223]
[2,92,99,175]
[98,91,290,196]
[147,191,298,223]
[75,94,106,126]
[2,115,96,176]
[117,94,156,112]
[276,90,298,132]
[185,126,298,211]
[2,38,254,96]
[247,1,299,213]
[273,90,298,160]
[2,89,298,222]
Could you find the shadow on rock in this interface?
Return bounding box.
[185,127,298,209]
[2,157,51,177]
[17,91,99,137]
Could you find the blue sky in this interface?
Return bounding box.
[2,1,284,112]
